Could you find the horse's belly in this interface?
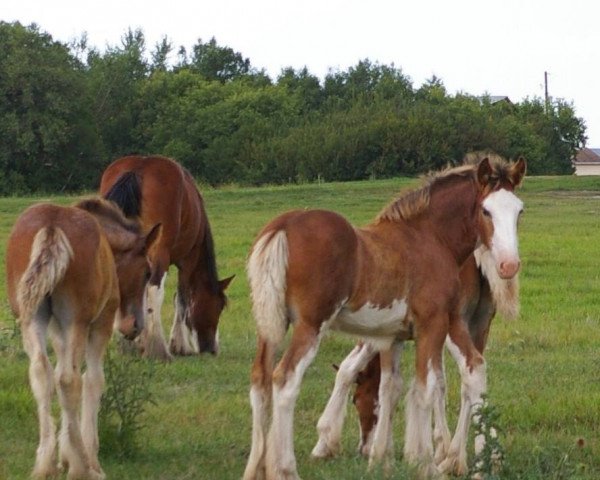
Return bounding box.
[332,299,410,337]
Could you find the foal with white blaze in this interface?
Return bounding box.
[243,157,525,479]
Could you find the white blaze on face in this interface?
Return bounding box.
[482,189,523,279]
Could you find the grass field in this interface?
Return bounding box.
[1,174,599,479]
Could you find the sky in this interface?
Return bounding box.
[4,0,600,147]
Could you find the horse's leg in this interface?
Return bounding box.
[81,311,113,479]
[52,321,101,480]
[244,337,275,480]
[266,321,321,480]
[404,317,447,478]
[311,342,376,459]
[142,271,173,361]
[169,282,199,356]
[438,319,486,477]
[368,342,403,472]
[21,302,58,479]
[469,297,500,474]
[432,346,451,465]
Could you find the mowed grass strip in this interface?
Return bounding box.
[1,175,599,479]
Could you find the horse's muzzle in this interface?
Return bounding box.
[498,259,520,279]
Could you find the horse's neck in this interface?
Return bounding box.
[474,247,520,319]
[186,244,219,295]
[427,180,479,265]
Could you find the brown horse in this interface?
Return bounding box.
[100,155,233,361]
[5,198,159,480]
[243,157,525,479]
[312,244,519,471]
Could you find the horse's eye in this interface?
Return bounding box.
[482,208,491,217]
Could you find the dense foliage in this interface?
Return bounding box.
[0,22,587,194]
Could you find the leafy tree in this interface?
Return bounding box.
[0,21,100,194]
[187,37,251,82]
[86,28,149,160]
[277,66,324,113]
[150,36,173,73]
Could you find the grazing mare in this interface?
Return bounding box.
[5,198,159,480]
[312,245,519,470]
[243,157,525,480]
[100,155,233,361]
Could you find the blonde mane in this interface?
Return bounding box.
[75,197,142,234]
[376,163,476,222]
[377,154,520,223]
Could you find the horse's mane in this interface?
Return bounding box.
[75,197,142,234]
[377,155,517,223]
[377,163,476,222]
[103,171,142,218]
[201,218,225,300]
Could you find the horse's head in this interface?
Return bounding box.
[114,224,161,340]
[352,357,381,456]
[190,275,235,355]
[476,157,526,279]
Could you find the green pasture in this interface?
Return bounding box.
[1,175,599,479]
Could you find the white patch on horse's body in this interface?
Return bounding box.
[311,342,377,459]
[333,299,409,337]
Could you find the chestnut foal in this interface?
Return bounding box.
[312,245,519,473]
[6,199,159,479]
[243,157,525,479]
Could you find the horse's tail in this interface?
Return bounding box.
[103,171,142,218]
[18,226,73,318]
[474,247,520,320]
[247,230,289,347]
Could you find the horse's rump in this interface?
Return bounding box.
[17,226,73,318]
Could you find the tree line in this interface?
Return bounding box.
[0,21,587,195]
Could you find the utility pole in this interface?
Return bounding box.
[544,71,549,114]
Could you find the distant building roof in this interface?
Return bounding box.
[488,96,512,104]
[574,148,600,164]
[477,95,513,106]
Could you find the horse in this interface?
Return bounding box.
[99,155,234,361]
[312,244,519,471]
[243,157,525,479]
[5,198,159,480]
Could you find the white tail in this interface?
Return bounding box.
[247,230,289,346]
[18,226,73,317]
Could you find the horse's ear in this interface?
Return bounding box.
[219,274,235,291]
[511,157,527,187]
[477,158,492,187]
[142,223,161,254]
